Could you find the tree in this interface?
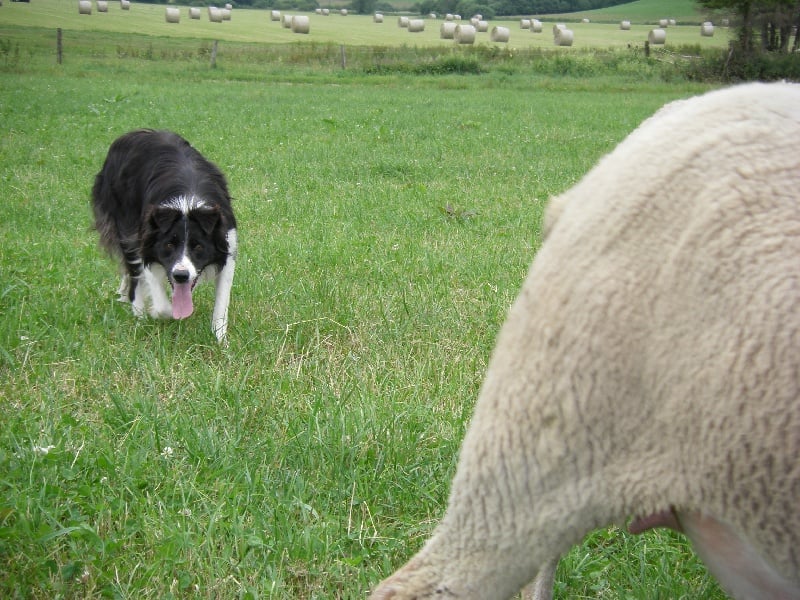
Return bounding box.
[696,0,800,54]
[350,0,376,14]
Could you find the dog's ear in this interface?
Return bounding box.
[190,207,221,237]
[148,206,182,234]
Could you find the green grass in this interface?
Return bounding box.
[0,22,727,600]
[549,0,718,23]
[0,0,732,49]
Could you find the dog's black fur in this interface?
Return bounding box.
[92,129,237,342]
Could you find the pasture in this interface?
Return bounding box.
[0,0,732,50]
[0,3,730,599]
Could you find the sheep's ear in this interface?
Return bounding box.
[148,206,182,234]
[190,207,221,236]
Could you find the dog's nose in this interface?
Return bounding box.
[173,269,191,284]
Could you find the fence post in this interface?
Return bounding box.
[340,44,346,69]
[644,40,650,57]
[210,39,218,68]
[57,28,62,64]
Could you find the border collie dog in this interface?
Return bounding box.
[92,129,237,343]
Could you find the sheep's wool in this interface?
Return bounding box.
[371,83,800,600]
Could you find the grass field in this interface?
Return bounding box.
[0,0,732,50]
[552,0,714,23]
[0,7,731,600]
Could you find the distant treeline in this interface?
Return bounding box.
[129,0,633,17]
[417,0,631,19]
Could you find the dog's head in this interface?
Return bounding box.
[142,197,231,319]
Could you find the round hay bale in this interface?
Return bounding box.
[165,7,180,23]
[701,22,714,36]
[315,8,321,13]
[120,0,130,9]
[659,18,668,27]
[454,24,476,44]
[189,6,200,18]
[291,14,310,33]
[552,23,566,35]
[520,19,531,29]
[208,6,222,22]
[373,13,383,23]
[224,3,231,8]
[398,16,409,27]
[428,12,437,19]
[476,20,488,32]
[282,13,292,27]
[581,18,589,23]
[340,8,347,15]
[96,0,108,12]
[445,13,454,21]
[321,8,329,15]
[554,28,574,46]
[620,20,631,30]
[270,9,280,20]
[440,21,456,38]
[669,19,676,26]
[78,0,91,14]
[453,14,462,20]
[531,19,542,32]
[491,26,510,42]
[648,28,666,44]
[221,8,231,20]
[408,19,425,32]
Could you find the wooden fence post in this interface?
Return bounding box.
[57,28,62,64]
[210,40,218,68]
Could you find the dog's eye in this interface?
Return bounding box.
[193,244,204,253]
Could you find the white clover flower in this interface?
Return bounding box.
[33,445,56,456]
[160,446,174,458]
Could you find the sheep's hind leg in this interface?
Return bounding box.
[678,513,800,600]
[520,558,557,600]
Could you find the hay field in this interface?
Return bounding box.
[0,0,732,49]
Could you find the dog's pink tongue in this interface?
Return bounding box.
[172,283,194,320]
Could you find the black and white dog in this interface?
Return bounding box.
[92,129,237,343]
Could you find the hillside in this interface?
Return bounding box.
[543,0,723,23]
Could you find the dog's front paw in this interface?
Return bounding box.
[149,304,173,320]
[131,302,146,318]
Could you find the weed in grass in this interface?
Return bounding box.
[0,38,21,68]
[440,203,477,222]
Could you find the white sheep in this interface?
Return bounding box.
[369,82,800,600]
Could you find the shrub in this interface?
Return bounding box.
[418,55,483,74]
[364,55,483,75]
[684,46,800,82]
